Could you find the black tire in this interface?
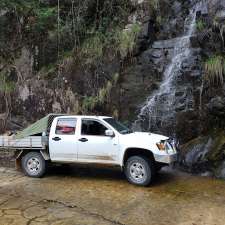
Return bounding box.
[125,155,155,186]
[21,152,46,178]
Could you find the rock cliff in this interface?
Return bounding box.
[0,0,225,177]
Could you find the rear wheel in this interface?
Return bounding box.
[21,152,46,178]
[125,155,155,186]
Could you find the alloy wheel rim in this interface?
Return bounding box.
[130,162,147,183]
[27,157,40,174]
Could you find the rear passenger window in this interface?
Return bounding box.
[55,118,77,135]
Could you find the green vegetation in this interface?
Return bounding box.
[0,0,141,116]
[204,55,225,86]
[29,7,57,33]
[0,73,15,94]
[196,19,206,31]
[0,0,56,33]
[0,0,37,11]
[80,32,105,64]
[148,0,161,25]
[149,0,160,12]
[82,73,119,112]
[79,22,141,64]
[116,23,141,58]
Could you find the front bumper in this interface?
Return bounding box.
[154,153,178,164]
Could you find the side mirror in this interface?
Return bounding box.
[105,129,115,137]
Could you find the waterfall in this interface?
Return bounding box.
[134,1,204,135]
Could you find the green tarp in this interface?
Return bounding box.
[15,114,63,139]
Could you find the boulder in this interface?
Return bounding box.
[179,131,225,177]
[207,97,225,116]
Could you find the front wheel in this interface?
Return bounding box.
[125,156,155,186]
[21,152,46,178]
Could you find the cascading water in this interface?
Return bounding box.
[133,1,204,135]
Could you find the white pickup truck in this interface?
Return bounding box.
[0,114,177,186]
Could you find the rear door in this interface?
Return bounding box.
[49,117,78,162]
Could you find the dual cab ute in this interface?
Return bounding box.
[0,114,177,186]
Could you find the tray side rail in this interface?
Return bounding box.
[0,136,45,150]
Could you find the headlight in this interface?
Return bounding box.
[156,139,177,153]
[156,141,166,151]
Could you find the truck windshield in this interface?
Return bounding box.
[104,118,133,134]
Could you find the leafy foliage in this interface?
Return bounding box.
[0,0,140,117]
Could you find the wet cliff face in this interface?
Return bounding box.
[131,0,225,142]
[0,0,225,177]
[128,0,225,177]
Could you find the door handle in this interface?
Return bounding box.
[79,138,88,142]
[52,137,61,141]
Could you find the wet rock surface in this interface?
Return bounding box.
[0,166,225,225]
[179,131,225,178]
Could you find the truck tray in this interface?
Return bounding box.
[0,136,44,149]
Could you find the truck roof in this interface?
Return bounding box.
[56,115,112,119]
[15,114,113,139]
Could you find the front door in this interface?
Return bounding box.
[49,117,78,162]
[77,119,119,164]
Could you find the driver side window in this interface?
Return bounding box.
[81,120,107,136]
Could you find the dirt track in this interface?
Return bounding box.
[0,165,225,225]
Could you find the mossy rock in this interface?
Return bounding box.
[180,130,225,175]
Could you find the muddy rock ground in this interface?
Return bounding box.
[0,165,225,225]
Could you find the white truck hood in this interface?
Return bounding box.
[125,132,168,142]
[119,132,169,150]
